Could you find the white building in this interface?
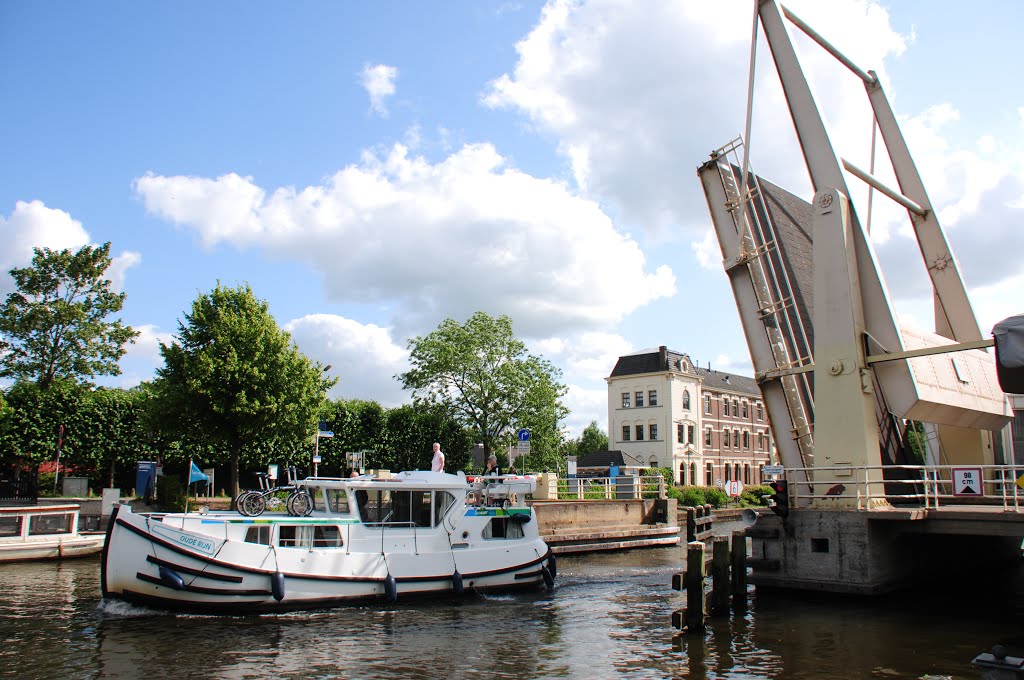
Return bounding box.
[606,346,774,486]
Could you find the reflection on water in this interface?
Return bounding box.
[1,548,1022,679]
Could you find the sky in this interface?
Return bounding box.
[2,0,1022,439]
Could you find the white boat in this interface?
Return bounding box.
[101,471,556,613]
[0,503,105,563]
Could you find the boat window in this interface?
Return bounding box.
[482,517,525,540]
[0,516,23,537]
[244,525,271,545]
[277,525,344,548]
[311,525,343,548]
[358,490,433,528]
[434,491,457,526]
[28,513,73,536]
[323,488,349,514]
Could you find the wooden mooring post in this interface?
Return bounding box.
[672,530,750,630]
[671,541,706,632]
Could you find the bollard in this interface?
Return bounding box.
[684,540,707,632]
[730,531,748,608]
[710,537,730,614]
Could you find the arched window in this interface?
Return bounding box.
[683,390,691,410]
[679,463,687,485]
[690,463,697,485]
[649,455,658,468]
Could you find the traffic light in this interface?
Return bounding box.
[768,480,789,518]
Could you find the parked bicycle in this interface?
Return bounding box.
[235,466,314,517]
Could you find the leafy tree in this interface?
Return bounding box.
[150,283,335,499]
[578,421,609,455]
[400,312,568,460]
[0,243,138,388]
[0,380,84,473]
[380,403,473,473]
[561,420,609,468]
[75,387,159,489]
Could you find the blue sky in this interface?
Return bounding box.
[3,1,1022,438]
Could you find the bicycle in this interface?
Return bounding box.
[235,467,314,517]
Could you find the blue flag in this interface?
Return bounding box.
[189,460,210,484]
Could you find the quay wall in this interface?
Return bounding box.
[531,498,677,534]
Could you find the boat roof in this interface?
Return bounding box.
[303,470,470,491]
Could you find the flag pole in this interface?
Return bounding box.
[186,457,192,513]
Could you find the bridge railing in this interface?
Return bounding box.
[555,475,666,500]
[780,464,1023,512]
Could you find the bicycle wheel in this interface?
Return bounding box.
[287,489,314,516]
[242,493,267,517]
[235,491,255,516]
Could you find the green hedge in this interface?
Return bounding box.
[672,484,775,508]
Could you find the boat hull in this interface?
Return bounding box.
[102,503,554,614]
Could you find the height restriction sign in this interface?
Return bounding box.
[952,467,983,497]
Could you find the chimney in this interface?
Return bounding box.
[659,345,667,370]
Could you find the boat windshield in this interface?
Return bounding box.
[356,489,458,528]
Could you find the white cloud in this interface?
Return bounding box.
[360,63,398,117]
[284,314,410,407]
[134,142,676,340]
[483,0,906,237]
[0,200,89,294]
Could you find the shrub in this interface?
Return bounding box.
[740,484,774,507]
[675,485,731,508]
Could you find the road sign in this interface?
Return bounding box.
[725,480,744,497]
[516,428,531,453]
[763,464,784,476]
[1017,472,1024,492]
[952,467,983,497]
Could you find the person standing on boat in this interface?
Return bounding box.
[431,442,445,473]
[483,455,501,477]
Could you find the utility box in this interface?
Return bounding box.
[135,461,158,501]
[62,477,88,498]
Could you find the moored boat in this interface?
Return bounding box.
[0,504,105,563]
[101,471,555,613]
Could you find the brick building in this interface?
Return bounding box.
[606,346,775,486]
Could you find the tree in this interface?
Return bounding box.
[0,379,85,475]
[0,243,138,388]
[150,283,335,500]
[578,421,609,456]
[400,311,568,461]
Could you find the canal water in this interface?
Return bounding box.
[1,546,1022,679]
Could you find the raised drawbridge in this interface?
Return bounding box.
[697,0,1017,593]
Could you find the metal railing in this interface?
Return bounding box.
[778,464,1023,512]
[554,475,666,501]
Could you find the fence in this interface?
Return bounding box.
[554,475,666,500]
[779,464,1023,511]
[0,477,38,506]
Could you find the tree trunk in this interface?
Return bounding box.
[108,459,116,490]
[229,447,240,508]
